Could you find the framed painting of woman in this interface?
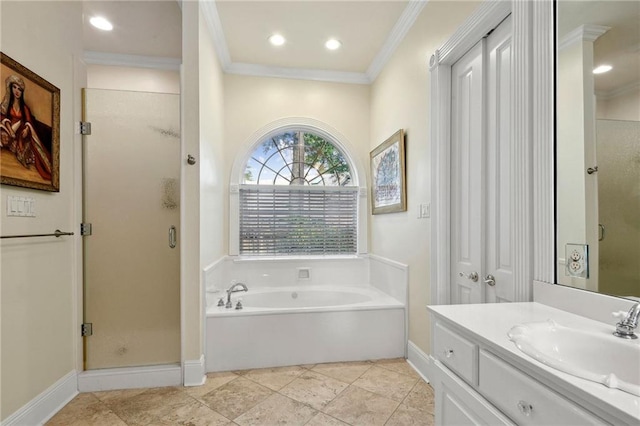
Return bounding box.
[1,52,60,192]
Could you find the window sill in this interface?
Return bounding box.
[231,254,368,263]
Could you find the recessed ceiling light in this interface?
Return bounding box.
[593,65,612,74]
[268,34,286,46]
[90,16,113,31]
[325,38,342,51]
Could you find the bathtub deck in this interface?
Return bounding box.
[47,359,434,426]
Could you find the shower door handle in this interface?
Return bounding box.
[169,226,177,249]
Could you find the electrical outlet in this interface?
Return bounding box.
[565,243,589,278]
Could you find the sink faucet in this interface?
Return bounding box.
[613,302,640,339]
[226,282,248,308]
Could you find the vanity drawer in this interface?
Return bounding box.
[433,321,478,385]
[479,350,609,426]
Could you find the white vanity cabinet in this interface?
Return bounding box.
[427,304,640,426]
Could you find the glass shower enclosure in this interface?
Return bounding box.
[82,89,180,369]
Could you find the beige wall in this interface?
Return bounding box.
[0,0,83,420]
[556,42,589,288]
[198,6,226,366]
[370,0,480,353]
[87,64,180,94]
[180,3,226,362]
[199,12,226,269]
[223,74,371,250]
[181,1,202,361]
[597,88,640,121]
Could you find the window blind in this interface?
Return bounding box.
[239,186,358,255]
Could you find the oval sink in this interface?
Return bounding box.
[508,320,640,396]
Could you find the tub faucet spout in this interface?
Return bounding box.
[226,282,248,308]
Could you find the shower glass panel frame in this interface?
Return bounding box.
[82,88,180,370]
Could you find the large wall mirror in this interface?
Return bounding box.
[556,0,639,300]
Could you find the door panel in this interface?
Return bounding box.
[485,16,514,303]
[451,41,485,304]
[83,89,180,369]
[451,16,515,304]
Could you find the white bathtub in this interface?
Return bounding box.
[205,285,405,372]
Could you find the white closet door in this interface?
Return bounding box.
[485,15,514,303]
[450,16,514,305]
[451,40,485,304]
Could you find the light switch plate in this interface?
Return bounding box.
[7,196,35,217]
[418,203,430,219]
[565,243,588,278]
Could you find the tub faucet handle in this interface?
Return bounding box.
[235,298,243,310]
[217,298,225,307]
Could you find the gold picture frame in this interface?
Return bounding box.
[370,129,406,214]
[1,52,60,192]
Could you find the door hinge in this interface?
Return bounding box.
[81,323,93,337]
[80,223,92,236]
[79,121,92,135]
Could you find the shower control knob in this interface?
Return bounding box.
[484,274,496,286]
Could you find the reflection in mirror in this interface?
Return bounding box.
[556,0,639,299]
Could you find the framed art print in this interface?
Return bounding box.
[370,129,406,214]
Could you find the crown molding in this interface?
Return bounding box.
[558,24,610,51]
[200,0,231,68]
[366,0,427,81]
[226,62,371,85]
[434,0,511,66]
[201,0,426,85]
[83,51,181,70]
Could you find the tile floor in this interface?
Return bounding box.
[47,359,435,426]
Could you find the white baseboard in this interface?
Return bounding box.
[1,370,78,426]
[407,340,433,383]
[183,355,206,387]
[77,364,181,392]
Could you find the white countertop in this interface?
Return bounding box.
[428,302,640,424]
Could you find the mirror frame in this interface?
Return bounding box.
[533,0,556,288]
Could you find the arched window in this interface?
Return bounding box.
[238,130,359,256]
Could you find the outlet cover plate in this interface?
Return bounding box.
[565,243,589,278]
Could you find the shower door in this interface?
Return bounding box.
[596,119,640,298]
[82,89,180,369]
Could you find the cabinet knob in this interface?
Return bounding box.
[517,400,533,417]
[443,349,454,358]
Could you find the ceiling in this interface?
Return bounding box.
[557,0,640,96]
[83,0,182,59]
[83,1,639,93]
[82,0,420,84]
